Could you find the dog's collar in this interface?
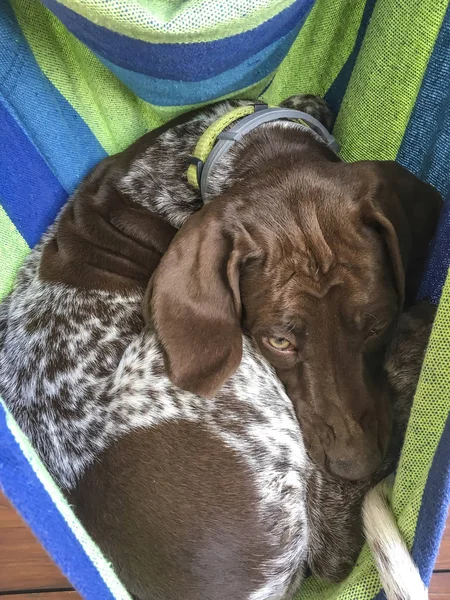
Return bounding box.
[187,103,340,200]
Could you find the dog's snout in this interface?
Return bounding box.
[305,411,385,481]
[322,422,384,480]
[327,450,382,481]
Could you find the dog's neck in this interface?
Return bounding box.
[118,102,335,230]
[203,121,336,202]
[187,105,338,201]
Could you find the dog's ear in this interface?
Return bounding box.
[144,201,250,399]
[354,161,442,308]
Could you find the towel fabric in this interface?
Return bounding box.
[0,0,449,598]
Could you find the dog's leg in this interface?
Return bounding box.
[306,472,368,582]
[280,94,335,131]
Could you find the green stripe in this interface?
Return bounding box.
[12,0,162,155]
[42,0,298,43]
[0,205,30,301]
[393,271,450,543]
[297,544,382,599]
[262,0,367,104]
[334,0,448,162]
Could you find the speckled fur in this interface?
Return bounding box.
[0,95,432,598]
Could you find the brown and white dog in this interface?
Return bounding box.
[0,95,440,599]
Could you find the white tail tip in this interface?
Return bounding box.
[363,478,428,600]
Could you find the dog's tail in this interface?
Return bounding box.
[363,478,428,600]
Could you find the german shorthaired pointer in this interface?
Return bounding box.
[0,95,440,600]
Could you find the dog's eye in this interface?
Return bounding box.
[366,319,389,340]
[266,337,293,351]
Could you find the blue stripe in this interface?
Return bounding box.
[397,2,450,199]
[0,1,106,195]
[412,414,450,585]
[418,195,450,305]
[41,0,315,82]
[0,97,67,247]
[97,25,302,106]
[0,403,117,600]
[325,0,377,116]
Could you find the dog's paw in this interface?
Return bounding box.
[385,301,436,397]
[280,94,335,131]
[384,301,436,436]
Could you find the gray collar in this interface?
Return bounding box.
[196,105,340,201]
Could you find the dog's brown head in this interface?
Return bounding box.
[146,157,441,480]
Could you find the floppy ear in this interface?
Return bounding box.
[144,202,247,399]
[356,161,442,308]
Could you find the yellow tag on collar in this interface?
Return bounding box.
[187,105,256,189]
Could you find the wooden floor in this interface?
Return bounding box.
[0,491,449,598]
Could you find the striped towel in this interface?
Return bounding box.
[0,1,449,598]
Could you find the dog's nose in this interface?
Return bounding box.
[327,451,382,481]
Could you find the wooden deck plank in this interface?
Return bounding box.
[430,571,450,598]
[0,492,71,593]
[436,516,450,571]
[0,593,80,599]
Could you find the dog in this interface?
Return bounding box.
[0,95,440,599]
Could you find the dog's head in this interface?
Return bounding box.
[146,158,441,480]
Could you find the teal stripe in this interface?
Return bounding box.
[97,25,301,106]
